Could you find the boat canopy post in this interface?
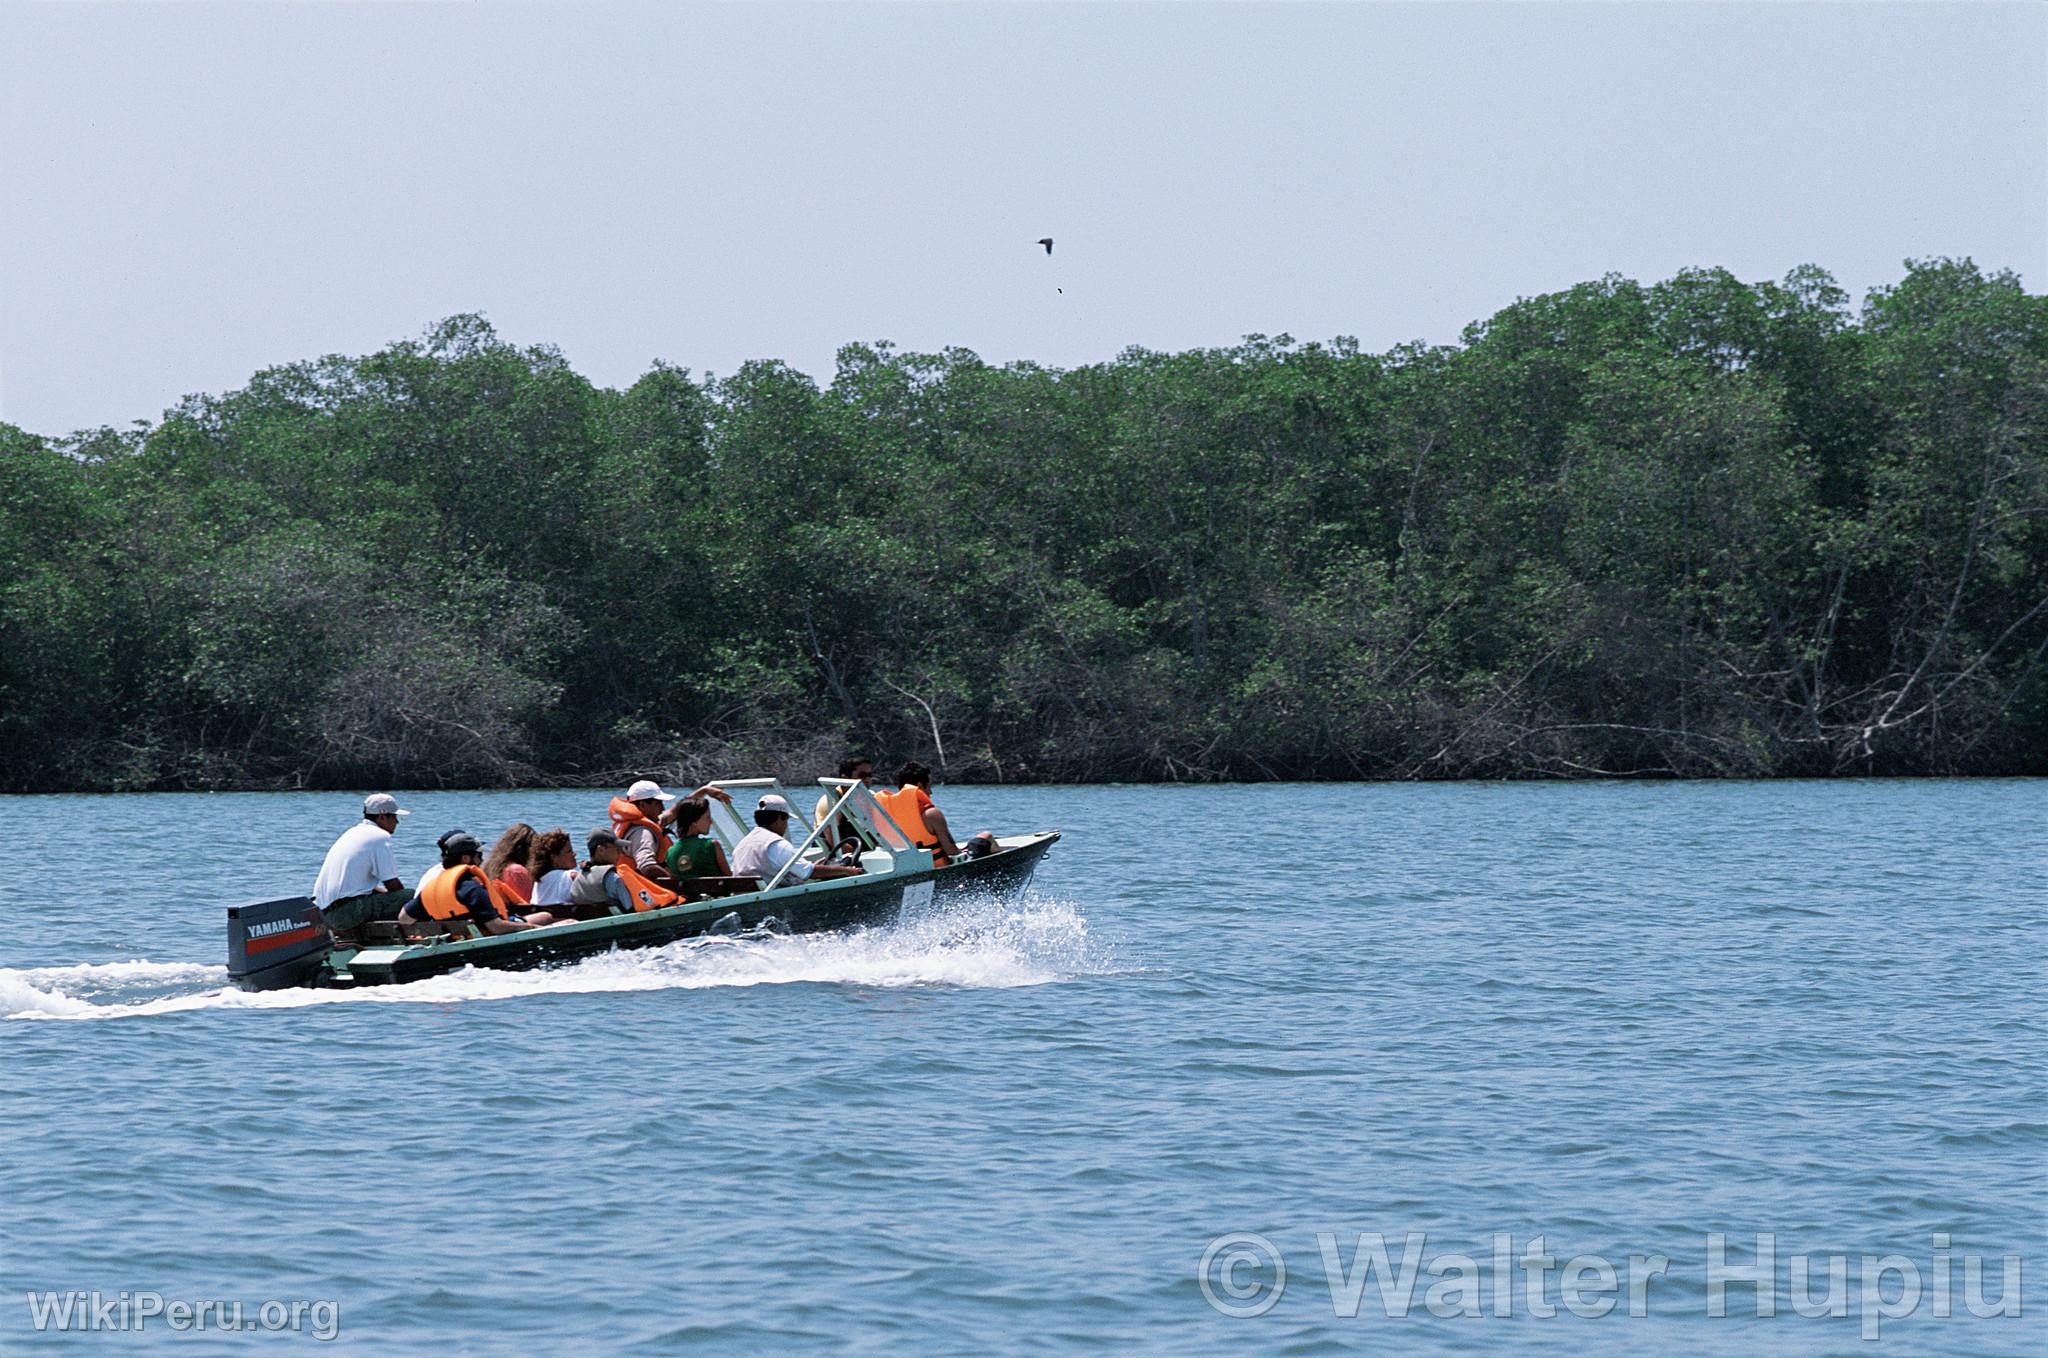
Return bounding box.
[704,778,777,856]
[816,778,916,854]
[759,778,918,892]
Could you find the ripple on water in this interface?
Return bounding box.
[1,781,2042,1356]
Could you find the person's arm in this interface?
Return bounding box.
[923,802,962,858]
[659,785,737,826]
[773,836,860,879]
[603,867,633,913]
[762,837,813,884]
[713,842,731,876]
[371,837,404,895]
[456,875,534,933]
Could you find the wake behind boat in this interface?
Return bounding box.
[228,777,1058,991]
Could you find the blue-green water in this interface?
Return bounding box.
[2,781,2041,1354]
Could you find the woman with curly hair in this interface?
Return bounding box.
[527,828,578,907]
[482,821,537,905]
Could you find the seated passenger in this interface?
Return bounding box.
[398,833,562,934]
[561,826,684,913]
[874,762,963,865]
[564,830,637,913]
[311,793,411,930]
[813,756,874,851]
[416,829,464,897]
[731,795,866,884]
[483,822,537,904]
[609,778,733,882]
[663,798,732,879]
[527,828,579,907]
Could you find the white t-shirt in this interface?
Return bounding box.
[731,827,811,884]
[532,868,575,906]
[417,863,446,894]
[312,821,400,907]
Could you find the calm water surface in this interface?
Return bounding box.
[1,781,2042,1355]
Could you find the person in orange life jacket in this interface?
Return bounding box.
[415,829,465,898]
[610,778,733,882]
[563,830,638,913]
[730,795,866,883]
[482,822,538,905]
[874,762,964,864]
[397,833,564,934]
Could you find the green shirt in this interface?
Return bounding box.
[665,834,721,878]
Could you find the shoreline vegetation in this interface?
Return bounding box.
[3,259,2043,792]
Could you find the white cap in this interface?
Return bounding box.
[626,779,667,803]
[363,793,410,817]
[757,794,793,816]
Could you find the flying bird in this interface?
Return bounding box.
[1037,237,1054,255]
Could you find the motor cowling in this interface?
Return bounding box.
[226,897,331,991]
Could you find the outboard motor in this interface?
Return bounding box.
[226,897,332,991]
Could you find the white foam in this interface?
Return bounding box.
[3,895,1106,1021]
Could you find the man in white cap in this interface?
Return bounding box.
[610,777,732,881]
[312,793,413,929]
[730,794,866,885]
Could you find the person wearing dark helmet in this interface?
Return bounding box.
[398,832,563,934]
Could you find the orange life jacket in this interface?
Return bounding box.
[875,787,934,845]
[612,857,681,913]
[421,863,510,922]
[609,797,672,863]
[875,787,950,865]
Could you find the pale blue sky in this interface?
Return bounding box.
[2,1,2042,436]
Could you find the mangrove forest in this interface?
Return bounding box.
[1,258,2042,790]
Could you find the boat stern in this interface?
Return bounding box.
[226,896,333,991]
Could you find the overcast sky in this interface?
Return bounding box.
[2,1,2042,436]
